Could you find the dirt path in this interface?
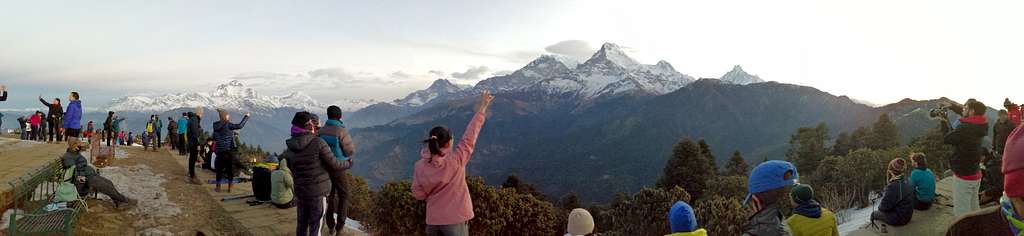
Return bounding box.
[73,145,249,236]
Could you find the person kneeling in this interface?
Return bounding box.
[871,158,914,228]
[62,139,136,209]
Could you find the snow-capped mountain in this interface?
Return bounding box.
[719,65,765,85]
[103,80,333,113]
[392,79,469,107]
[478,42,695,98]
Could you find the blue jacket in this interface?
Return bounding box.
[212,115,248,152]
[63,100,82,129]
[177,117,188,134]
[909,167,936,202]
[319,119,356,161]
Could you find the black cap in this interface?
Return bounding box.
[291,111,313,127]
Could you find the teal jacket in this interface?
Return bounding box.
[909,167,936,202]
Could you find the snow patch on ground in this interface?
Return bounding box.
[838,199,881,235]
[332,213,365,233]
[98,165,180,232]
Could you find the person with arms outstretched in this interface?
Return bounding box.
[39,95,63,143]
[412,91,494,236]
[212,109,249,192]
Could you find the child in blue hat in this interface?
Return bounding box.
[666,201,707,236]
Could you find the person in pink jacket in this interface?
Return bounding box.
[412,91,494,236]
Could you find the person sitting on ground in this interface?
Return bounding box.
[62,139,136,209]
[871,158,915,227]
[980,149,1005,205]
[742,160,797,236]
[281,111,351,236]
[786,184,838,236]
[412,91,494,236]
[271,158,295,209]
[909,153,936,210]
[666,201,707,236]
[945,99,989,217]
[946,121,1024,236]
[565,208,596,236]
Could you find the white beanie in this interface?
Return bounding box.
[566,208,594,235]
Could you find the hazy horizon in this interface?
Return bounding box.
[2,0,1022,110]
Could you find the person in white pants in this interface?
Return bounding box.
[943,99,989,217]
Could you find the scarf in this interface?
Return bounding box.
[1002,195,1024,236]
[290,125,309,136]
[793,200,823,218]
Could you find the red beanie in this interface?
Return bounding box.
[1004,125,1024,197]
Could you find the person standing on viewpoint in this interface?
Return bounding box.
[412,91,494,236]
[39,95,63,143]
[63,91,83,141]
[187,109,204,184]
[212,109,249,192]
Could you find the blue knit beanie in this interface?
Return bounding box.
[668,201,697,232]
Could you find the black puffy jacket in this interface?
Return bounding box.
[944,116,988,177]
[280,132,351,199]
[878,176,914,226]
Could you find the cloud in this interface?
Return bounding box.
[491,70,513,76]
[450,66,491,80]
[545,40,595,59]
[428,70,446,77]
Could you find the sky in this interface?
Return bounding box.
[1,0,1022,110]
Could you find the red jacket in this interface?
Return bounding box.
[29,114,42,125]
[1008,104,1022,126]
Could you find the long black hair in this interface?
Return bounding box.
[423,126,452,162]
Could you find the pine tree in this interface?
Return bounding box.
[657,138,712,200]
[831,132,854,156]
[786,122,829,176]
[869,113,900,150]
[698,139,718,171]
[724,150,749,177]
[851,126,872,150]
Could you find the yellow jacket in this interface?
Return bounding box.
[786,207,839,236]
[146,122,154,133]
[665,229,708,236]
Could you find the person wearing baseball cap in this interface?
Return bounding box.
[742,160,798,236]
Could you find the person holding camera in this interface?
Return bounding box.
[944,99,989,217]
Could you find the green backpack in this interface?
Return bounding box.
[54,166,79,203]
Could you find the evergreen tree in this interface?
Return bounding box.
[869,113,900,150]
[850,126,872,150]
[831,132,854,156]
[724,150,749,177]
[656,138,712,200]
[698,139,718,171]
[785,122,829,176]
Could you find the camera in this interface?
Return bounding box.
[929,107,948,120]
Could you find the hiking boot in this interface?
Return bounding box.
[189,177,202,185]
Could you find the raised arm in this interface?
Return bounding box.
[454,91,493,166]
[39,97,51,107]
[230,114,250,130]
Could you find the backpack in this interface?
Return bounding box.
[54,166,79,203]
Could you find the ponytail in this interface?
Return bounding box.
[423,126,452,163]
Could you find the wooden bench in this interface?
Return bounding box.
[6,160,86,236]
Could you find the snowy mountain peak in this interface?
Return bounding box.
[584,42,640,69]
[720,65,765,85]
[393,79,469,107]
[102,80,346,113]
[212,80,258,98]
